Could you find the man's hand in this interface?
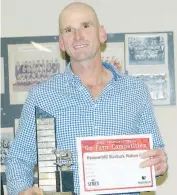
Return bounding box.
[140,149,168,176]
[19,187,44,195]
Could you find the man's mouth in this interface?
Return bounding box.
[74,44,88,49]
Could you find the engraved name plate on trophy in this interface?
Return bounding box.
[35,107,74,195]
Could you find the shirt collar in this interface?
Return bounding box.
[64,61,123,83]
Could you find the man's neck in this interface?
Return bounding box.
[71,59,111,87]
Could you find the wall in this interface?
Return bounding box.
[1,0,177,194]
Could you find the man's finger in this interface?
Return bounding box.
[32,187,44,195]
[140,157,161,168]
[140,149,163,159]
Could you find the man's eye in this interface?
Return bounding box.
[65,29,72,33]
[83,24,90,28]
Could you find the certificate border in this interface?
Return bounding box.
[77,134,156,194]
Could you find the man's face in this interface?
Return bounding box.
[59,7,106,62]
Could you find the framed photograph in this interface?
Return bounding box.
[132,73,170,105]
[101,42,125,73]
[125,33,168,66]
[1,57,5,94]
[0,128,14,172]
[125,32,175,106]
[8,42,66,105]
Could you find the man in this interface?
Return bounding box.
[5,2,167,195]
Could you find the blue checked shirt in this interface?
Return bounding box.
[6,62,165,195]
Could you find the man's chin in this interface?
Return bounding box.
[72,55,90,62]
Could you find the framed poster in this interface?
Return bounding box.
[8,42,66,105]
[124,32,175,106]
[125,33,168,66]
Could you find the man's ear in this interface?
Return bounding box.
[59,34,65,51]
[99,25,107,44]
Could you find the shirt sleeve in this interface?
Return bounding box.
[5,88,37,195]
[136,82,165,149]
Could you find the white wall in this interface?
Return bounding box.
[1,0,177,194]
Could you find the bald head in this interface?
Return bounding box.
[59,2,100,33]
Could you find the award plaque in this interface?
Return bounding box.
[35,107,74,195]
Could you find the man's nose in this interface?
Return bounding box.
[74,29,82,41]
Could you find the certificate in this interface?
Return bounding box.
[77,134,156,195]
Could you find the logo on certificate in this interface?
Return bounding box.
[87,179,99,187]
[138,176,151,185]
[142,176,146,180]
